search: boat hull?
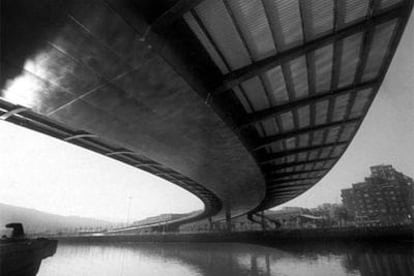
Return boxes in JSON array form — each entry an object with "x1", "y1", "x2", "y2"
[{"x1": 0, "y1": 238, "x2": 57, "y2": 276}]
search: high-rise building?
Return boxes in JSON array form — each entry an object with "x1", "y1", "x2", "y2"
[{"x1": 341, "y1": 165, "x2": 413, "y2": 226}]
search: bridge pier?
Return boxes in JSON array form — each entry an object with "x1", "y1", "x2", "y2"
[
  {"x1": 208, "y1": 217, "x2": 214, "y2": 232},
  {"x1": 261, "y1": 211, "x2": 266, "y2": 231},
  {"x1": 226, "y1": 209, "x2": 232, "y2": 232}
]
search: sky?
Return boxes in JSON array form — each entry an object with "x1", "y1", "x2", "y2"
[
  {"x1": 0, "y1": 123, "x2": 203, "y2": 222},
  {"x1": 0, "y1": 14, "x2": 413, "y2": 221}
]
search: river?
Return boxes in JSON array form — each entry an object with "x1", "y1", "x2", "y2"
[{"x1": 37, "y1": 241, "x2": 413, "y2": 276}]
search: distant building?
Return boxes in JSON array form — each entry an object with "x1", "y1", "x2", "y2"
[{"x1": 341, "y1": 165, "x2": 413, "y2": 226}]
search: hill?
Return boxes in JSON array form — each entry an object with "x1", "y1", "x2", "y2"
[{"x1": 0, "y1": 203, "x2": 113, "y2": 235}]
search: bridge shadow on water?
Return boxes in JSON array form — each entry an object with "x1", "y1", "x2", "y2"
[{"x1": 38, "y1": 240, "x2": 414, "y2": 276}]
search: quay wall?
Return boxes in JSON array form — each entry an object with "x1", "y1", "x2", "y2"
[{"x1": 55, "y1": 225, "x2": 414, "y2": 243}]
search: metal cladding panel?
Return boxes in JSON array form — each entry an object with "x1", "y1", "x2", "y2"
[
  {"x1": 331, "y1": 144, "x2": 347, "y2": 157},
  {"x1": 338, "y1": 32, "x2": 364, "y2": 88},
  {"x1": 314, "y1": 43, "x2": 333, "y2": 93},
  {"x1": 227, "y1": 0, "x2": 276, "y2": 61},
  {"x1": 304, "y1": 163, "x2": 314, "y2": 171},
  {"x1": 240, "y1": 76, "x2": 269, "y2": 111},
  {"x1": 262, "y1": 66, "x2": 289, "y2": 104},
  {"x1": 312, "y1": 130, "x2": 325, "y2": 145},
  {"x1": 284, "y1": 137, "x2": 297, "y2": 150},
  {"x1": 233, "y1": 86, "x2": 253, "y2": 113},
  {"x1": 314, "y1": 100, "x2": 329, "y2": 125},
  {"x1": 325, "y1": 126, "x2": 342, "y2": 144},
  {"x1": 260, "y1": 117, "x2": 279, "y2": 136},
  {"x1": 297, "y1": 152, "x2": 308, "y2": 162},
  {"x1": 298, "y1": 133, "x2": 310, "y2": 147},
  {"x1": 314, "y1": 161, "x2": 325, "y2": 169},
  {"x1": 263, "y1": 0, "x2": 303, "y2": 50},
  {"x1": 279, "y1": 111, "x2": 295, "y2": 131},
  {"x1": 1, "y1": 66, "x2": 75, "y2": 114},
  {"x1": 286, "y1": 154, "x2": 296, "y2": 163},
  {"x1": 297, "y1": 105, "x2": 311, "y2": 128},
  {"x1": 183, "y1": 13, "x2": 229, "y2": 74},
  {"x1": 270, "y1": 141, "x2": 284, "y2": 153},
  {"x1": 362, "y1": 20, "x2": 398, "y2": 81},
  {"x1": 308, "y1": 150, "x2": 321, "y2": 161},
  {"x1": 378, "y1": 0, "x2": 404, "y2": 10},
  {"x1": 270, "y1": 157, "x2": 284, "y2": 166},
  {"x1": 332, "y1": 93, "x2": 351, "y2": 122},
  {"x1": 342, "y1": 0, "x2": 370, "y2": 25},
  {"x1": 194, "y1": 0, "x2": 251, "y2": 70},
  {"x1": 349, "y1": 88, "x2": 374, "y2": 118},
  {"x1": 288, "y1": 55, "x2": 309, "y2": 99},
  {"x1": 339, "y1": 123, "x2": 358, "y2": 141},
  {"x1": 301, "y1": 0, "x2": 334, "y2": 40}
]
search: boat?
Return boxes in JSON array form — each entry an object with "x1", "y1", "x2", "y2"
[{"x1": 0, "y1": 223, "x2": 57, "y2": 276}]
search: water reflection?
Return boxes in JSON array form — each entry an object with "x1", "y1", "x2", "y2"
[{"x1": 38, "y1": 241, "x2": 413, "y2": 276}]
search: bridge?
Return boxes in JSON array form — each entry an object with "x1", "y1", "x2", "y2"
[{"x1": 1, "y1": 0, "x2": 412, "y2": 227}]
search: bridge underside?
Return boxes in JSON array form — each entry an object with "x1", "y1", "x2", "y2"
[{"x1": 1, "y1": 0, "x2": 412, "y2": 222}]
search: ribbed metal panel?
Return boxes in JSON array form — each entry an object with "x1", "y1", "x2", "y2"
[
  {"x1": 233, "y1": 86, "x2": 253, "y2": 113},
  {"x1": 263, "y1": 66, "x2": 289, "y2": 104},
  {"x1": 263, "y1": 0, "x2": 303, "y2": 50},
  {"x1": 297, "y1": 105, "x2": 310, "y2": 128},
  {"x1": 270, "y1": 141, "x2": 284, "y2": 153},
  {"x1": 349, "y1": 88, "x2": 373, "y2": 118},
  {"x1": 298, "y1": 133, "x2": 310, "y2": 147},
  {"x1": 312, "y1": 130, "x2": 325, "y2": 145},
  {"x1": 325, "y1": 126, "x2": 341, "y2": 143},
  {"x1": 285, "y1": 167, "x2": 294, "y2": 173},
  {"x1": 288, "y1": 55, "x2": 309, "y2": 99},
  {"x1": 301, "y1": 0, "x2": 334, "y2": 40},
  {"x1": 286, "y1": 154, "x2": 296, "y2": 163},
  {"x1": 362, "y1": 20, "x2": 398, "y2": 81},
  {"x1": 338, "y1": 32, "x2": 363, "y2": 88},
  {"x1": 314, "y1": 161, "x2": 325, "y2": 169},
  {"x1": 240, "y1": 77, "x2": 269, "y2": 111},
  {"x1": 195, "y1": 0, "x2": 251, "y2": 70},
  {"x1": 331, "y1": 144, "x2": 347, "y2": 157},
  {"x1": 284, "y1": 137, "x2": 297, "y2": 150},
  {"x1": 343, "y1": 0, "x2": 370, "y2": 25},
  {"x1": 314, "y1": 43, "x2": 333, "y2": 93},
  {"x1": 378, "y1": 0, "x2": 404, "y2": 10},
  {"x1": 256, "y1": 123, "x2": 266, "y2": 137},
  {"x1": 292, "y1": 164, "x2": 304, "y2": 171},
  {"x1": 183, "y1": 13, "x2": 229, "y2": 73},
  {"x1": 227, "y1": 0, "x2": 276, "y2": 61},
  {"x1": 320, "y1": 146, "x2": 333, "y2": 158},
  {"x1": 314, "y1": 99, "x2": 329, "y2": 125},
  {"x1": 297, "y1": 152, "x2": 308, "y2": 162},
  {"x1": 261, "y1": 117, "x2": 279, "y2": 136},
  {"x1": 332, "y1": 93, "x2": 351, "y2": 121},
  {"x1": 308, "y1": 150, "x2": 320, "y2": 162},
  {"x1": 339, "y1": 123, "x2": 358, "y2": 141},
  {"x1": 279, "y1": 111, "x2": 295, "y2": 131},
  {"x1": 324, "y1": 159, "x2": 336, "y2": 168}
]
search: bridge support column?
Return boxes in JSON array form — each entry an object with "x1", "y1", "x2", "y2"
[
  {"x1": 226, "y1": 209, "x2": 231, "y2": 232},
  {"x1": 261, "y1": 211, "x2": 266, "y2": 231},
  {"x1": 208, "y1": 217, "x2": 213, "y2": 232}
]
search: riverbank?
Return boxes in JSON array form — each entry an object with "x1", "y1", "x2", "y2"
[{"x1": 55, "y1": 225, "x2": 413, "y2": 243}]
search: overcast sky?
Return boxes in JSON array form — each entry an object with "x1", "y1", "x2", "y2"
[{"x1": 0, "y1": 15, "x2": 413, "y2": 221}]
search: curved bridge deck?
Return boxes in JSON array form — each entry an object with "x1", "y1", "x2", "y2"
[{"x1": 1, "y1": 0, "x2": 412, "y2": 222}]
